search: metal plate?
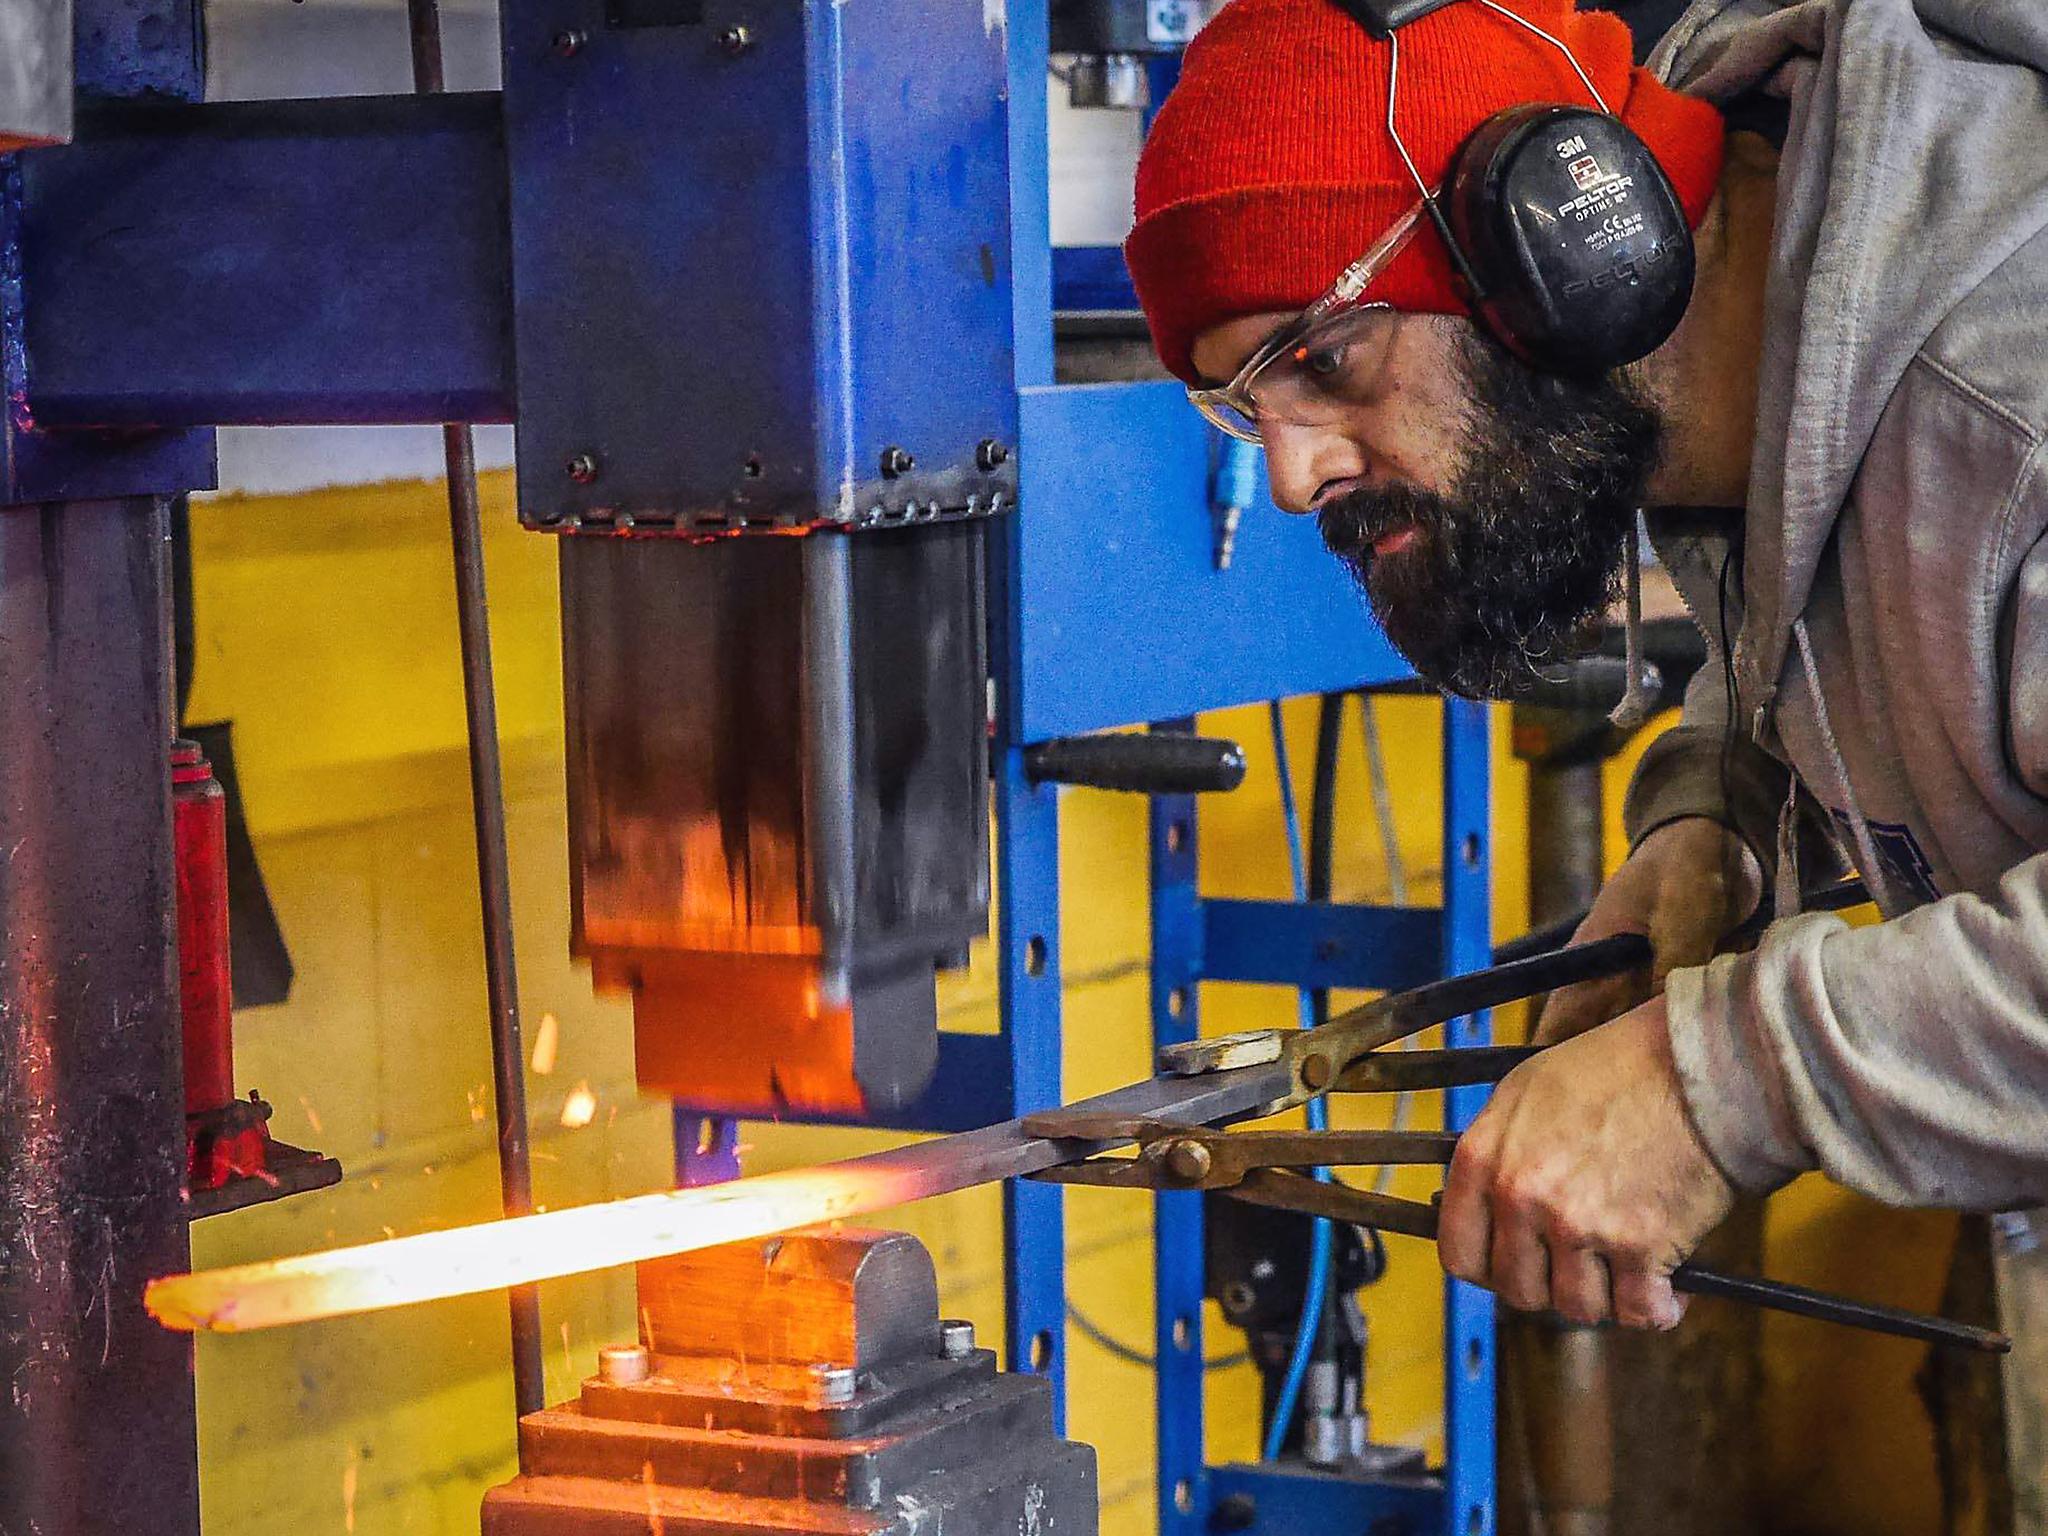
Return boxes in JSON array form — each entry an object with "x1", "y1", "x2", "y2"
[
  {"x1": 499, "y1": 0, "x2": 1014, "y2": 530},
  {"x1": 18, "y1": 96, "x2": 512, "y2": 430},
  {"x1": 1003, "y1": 382, "x2": 1411, "y2": 741}
]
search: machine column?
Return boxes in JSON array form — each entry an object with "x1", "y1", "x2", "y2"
[{"x1": 0, "y1": 497, "x2": 197, "y2": 1536}]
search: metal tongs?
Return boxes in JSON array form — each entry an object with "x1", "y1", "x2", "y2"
[{"x1": 1028, "y1": 920, "x2": 2009, "y2": 1356}]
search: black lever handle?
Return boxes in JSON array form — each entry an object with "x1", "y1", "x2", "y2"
[{"x1": 1023, "y1": 733, "x2": 1247, "y2": 795}]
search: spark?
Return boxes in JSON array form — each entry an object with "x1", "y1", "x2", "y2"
[
  {"x1": 530, "y1": 1013, "x2": 560, "y2": 1076},
  {"x1": 560, "y1": 1081, "x2": 597, "y2": 1130}
]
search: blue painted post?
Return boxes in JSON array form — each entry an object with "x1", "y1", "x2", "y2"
[
  {"x1": 1439, "y1": 696, "x2": 1496, "y2": 1536},
  {"x1": 1005, "y1": 0, "x2": 1053, "y2": 390},
  {"x1": 995, "y1": 745, "x2": 1071, "y2": 1429},
  {"x1": 1149, "y1": 722, "x2": 1209, "y2": 1536},
  {"x1": 672, "y1": 1110, "x2": 740, "y2": 1189}
]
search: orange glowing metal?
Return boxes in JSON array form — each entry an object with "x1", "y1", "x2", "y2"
[
  {"x1": 146, "y1": 1158, "x2": 934, "y2": 1334},
  {"x1": 146, "y1": 1048, "x2": 1298, "y2": 1336}
]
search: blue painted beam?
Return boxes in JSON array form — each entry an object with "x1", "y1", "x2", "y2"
[
  {"x1": 1012, "y1": 382, "x2": 1413, "y2": 741},
  {"x1": 1207, "y1": 1463, "x2": 1442, "y2": 1536},
  {"x1": 1149, "y1": 724, "x2": 1208, "y2": 1536},
  {"x1": 992, "y1": 745, "x2": 1071, "y2": 1425},
  {"x1": 1201, "y1": 898, "x2": 1441, "y2": 993},
  {"x1": 1439, "y1": 696, "x2": 1498, "y2": 1536},
  {"x1": 18, "y1": 95, "x2": 514, "y2": 429},
  {"x1": 1051, "y1": 246, "x2": 1137, "y2": 313}
]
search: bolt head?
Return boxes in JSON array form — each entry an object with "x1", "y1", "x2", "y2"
[
  {"x1": 1301, "y1": 1052, "x2": 1334, "y2": 1091},
  {"x1": 718, "y1": 23, "x2": 752, "y2": 54},
  {"x1": 807, "y1": 1363, "x2": 856, "y2": 1406},
  {"x1": 551, "y1": 28, "x2": 587, "y2": 55},
  {"x1": 597, "y1": 1344, "x2": 651, "y2": 1386},
  {"x1": 1220, "y1": 1280, "x2": 1257, "y2": 1319},
  {"x1": 976, "y1": 438, "x2": 1009, "y2": 472},
  {"x1": 566, "y1": 452, "x2": 600, "y2": 484},
  {"x1": 939, "y1": 1319, "x2": 976, "y2": 1360},
  {"x1": 1163, "y1": 1138, "x2": 1213, "y2": 1186},
  {"x1": 879, "y1": 446, "x2": 914, "y2": 479}
]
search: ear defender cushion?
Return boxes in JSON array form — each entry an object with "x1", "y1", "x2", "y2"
[{"x1": 1443, "y1": 103, "x2": 1696, "y2": 375}]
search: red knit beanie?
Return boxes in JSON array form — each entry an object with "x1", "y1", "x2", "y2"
[{"x1": 1128, "y1": 0, "x2": 1726, "y2": 382}]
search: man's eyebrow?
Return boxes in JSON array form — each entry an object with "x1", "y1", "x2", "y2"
[{"x1": 1195, "y1": 317, "x2": 1299, "y2": 391}]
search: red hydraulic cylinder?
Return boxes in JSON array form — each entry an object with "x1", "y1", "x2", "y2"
[
  {"x1": 173, "y1": 740, "x2": 234, "y2": 1114},
  {"x1": 173, "y1": 739, "x2": 268, "y2": 1191}
]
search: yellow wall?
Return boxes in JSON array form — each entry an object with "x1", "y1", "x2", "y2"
[{"x1": 186, "y1": 471, "x2": 1957, "y2": 1535}]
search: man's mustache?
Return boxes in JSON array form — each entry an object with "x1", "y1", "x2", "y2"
[{"x1": 1316, "y1": 483, "x2": 1440, "y2": 571}]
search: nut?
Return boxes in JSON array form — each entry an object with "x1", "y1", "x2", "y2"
[
  {"x1": 807, "y1": 1363, "x2": 856, "y2": 1407},
  {"x1": 717, "y1": 23, "x2": 752, "y2": 54},
  {"x1": 551, "y1": 28, "x2": 587, "y2": 55},
  {"x1": 976, "y1": 438, "x2": 1009, "y2": 472},
  {"x1": 565, "y1": 452, "x2": 600, "y2": 484},
  {"x1": 879, "y1": 446, "x2": 915, "y2": 478},
  {"x1": 938, "y1": 1319, "x2": 976, "y2": 1360},
  {"x1": 597, "y1": 1344, "x2": 651, "y2": 1386}
]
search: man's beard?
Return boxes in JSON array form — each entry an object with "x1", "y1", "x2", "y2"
[{"x1": 1317, "y1": 329, "x2": 1662, "y2": 699}]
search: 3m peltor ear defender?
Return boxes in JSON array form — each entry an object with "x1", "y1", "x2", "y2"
[{"x1": 1335, "y1": 0, "x2": 1696, "y2": 376}]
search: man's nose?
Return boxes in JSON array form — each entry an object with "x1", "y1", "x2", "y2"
[{"x1": 1261, "y1": 419, "x2": 1368, "y2": 515}]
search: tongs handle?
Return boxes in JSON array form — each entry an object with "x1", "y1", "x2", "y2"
[{"x1": 1226, "y1": 1171, "x2": 2008, "y2": 1355}]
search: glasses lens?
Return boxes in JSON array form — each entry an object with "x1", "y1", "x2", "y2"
[
  {"x1": 1245, "y1": 305, "x2": 1399, "y2": 428},
  {"x1": 1189, "y1": 390, "x2": 1265, "y2": 444}
]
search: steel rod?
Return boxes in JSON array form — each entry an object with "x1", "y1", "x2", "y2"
[
  {"x1": 147, "y1": 1053, "x2": 1299, "y2": 1333},
  {"x1": 405, "y1": 0, "x2": 545, "y2": 1419}
]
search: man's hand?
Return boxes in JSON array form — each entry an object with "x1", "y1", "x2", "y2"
[
  {"x1": 1438, "y1": 999, "x2": 1735, "y2": 1329},
  {"x1": 1535, "y1": 817, "x2": 1761, "y2": 1046}
]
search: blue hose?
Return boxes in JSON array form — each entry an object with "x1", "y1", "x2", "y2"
[{"x1": 1261, "y1": 700, "x2": 1334, "y2": 1462}]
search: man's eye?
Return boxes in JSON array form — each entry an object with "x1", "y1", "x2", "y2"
[{"x1": 1302, "y1": 346, "x2": 1345, "y2": 379}]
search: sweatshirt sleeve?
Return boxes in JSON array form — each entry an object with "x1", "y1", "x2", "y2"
[
  {"x1": 1665, "y1": 853, "x2": 2048, "y2": 1208},
  {"x1": 1621, "y1": 623, "x2": 1843, "y2": 884},
  {"x1": 1623, "y1": 653, "x2": 1792, "y2": 861}
]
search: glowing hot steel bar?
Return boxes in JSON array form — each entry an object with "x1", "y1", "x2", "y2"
[{"x1": 147, "y1": 1054, "x2": 1294, "y2": 1334}]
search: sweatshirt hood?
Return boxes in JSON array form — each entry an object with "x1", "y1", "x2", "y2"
[{"x1": 1653, "y1": 0, "x2": 2048, "y2": 731}]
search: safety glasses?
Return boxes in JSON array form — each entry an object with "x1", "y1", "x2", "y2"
[{"x1": 1186, "y1": 199, "x2": 1426, "y2": 445}]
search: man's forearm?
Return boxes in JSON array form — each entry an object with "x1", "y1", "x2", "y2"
[{"x1": 1666, "y1": 850, "x2": 2048, "y2": 1209}]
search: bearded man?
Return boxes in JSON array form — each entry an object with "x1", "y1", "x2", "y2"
[{"x1": 1127, "y1": 0, "x2": 2048, "y2": 1333}]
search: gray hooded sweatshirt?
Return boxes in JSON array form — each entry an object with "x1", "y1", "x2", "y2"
[{"x1": 1628, "y1": 0, "x2": 2048, "y2": 1208}]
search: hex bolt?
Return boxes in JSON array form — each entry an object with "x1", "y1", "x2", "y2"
[
  {"x1": 597, "y1": 1344, "x2": 651, "y2": 1386},
  {"x1": 879, "y1": 446, "x2": 915, "y2": 479},
  {"x1": 1163, "y1": 1138, "x2": 1213, "y2": 1186},
  {"x1": 976, "y1": 438, "x2": 1010, "y2": 472},
  {"x1": 808, "y1": 1363, "x2": 856, "y2": 1407},
  {"x1": 718, "y1": 23, "x2": 752, "y2": 54},
  {"x1": 566, "y1": 452, "x2": 600, "y2": 484},
  {"x1": 939, "y1": 1319, "x2": 976, "y2": 1360}
]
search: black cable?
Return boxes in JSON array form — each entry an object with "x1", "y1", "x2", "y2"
[
  {"x1": 1308, "y1": 692, "x2": 1345, "y2": 1029},
  {"x1": 1065, "y1": 1302, "x2": 1250, "y2": 1371}
]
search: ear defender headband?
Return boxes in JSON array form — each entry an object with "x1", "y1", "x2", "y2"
[{"x1": 1337, "y1": 0, "x2": 1696, "y2": 376}]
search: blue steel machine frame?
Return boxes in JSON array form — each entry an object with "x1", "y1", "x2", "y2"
[
  {"x1": 666, "y1": 11, "x2": 1500, "y2": 1530},
  {"x1": 4, "y1": 0, "x2": 1494, "y2": 1528}
]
